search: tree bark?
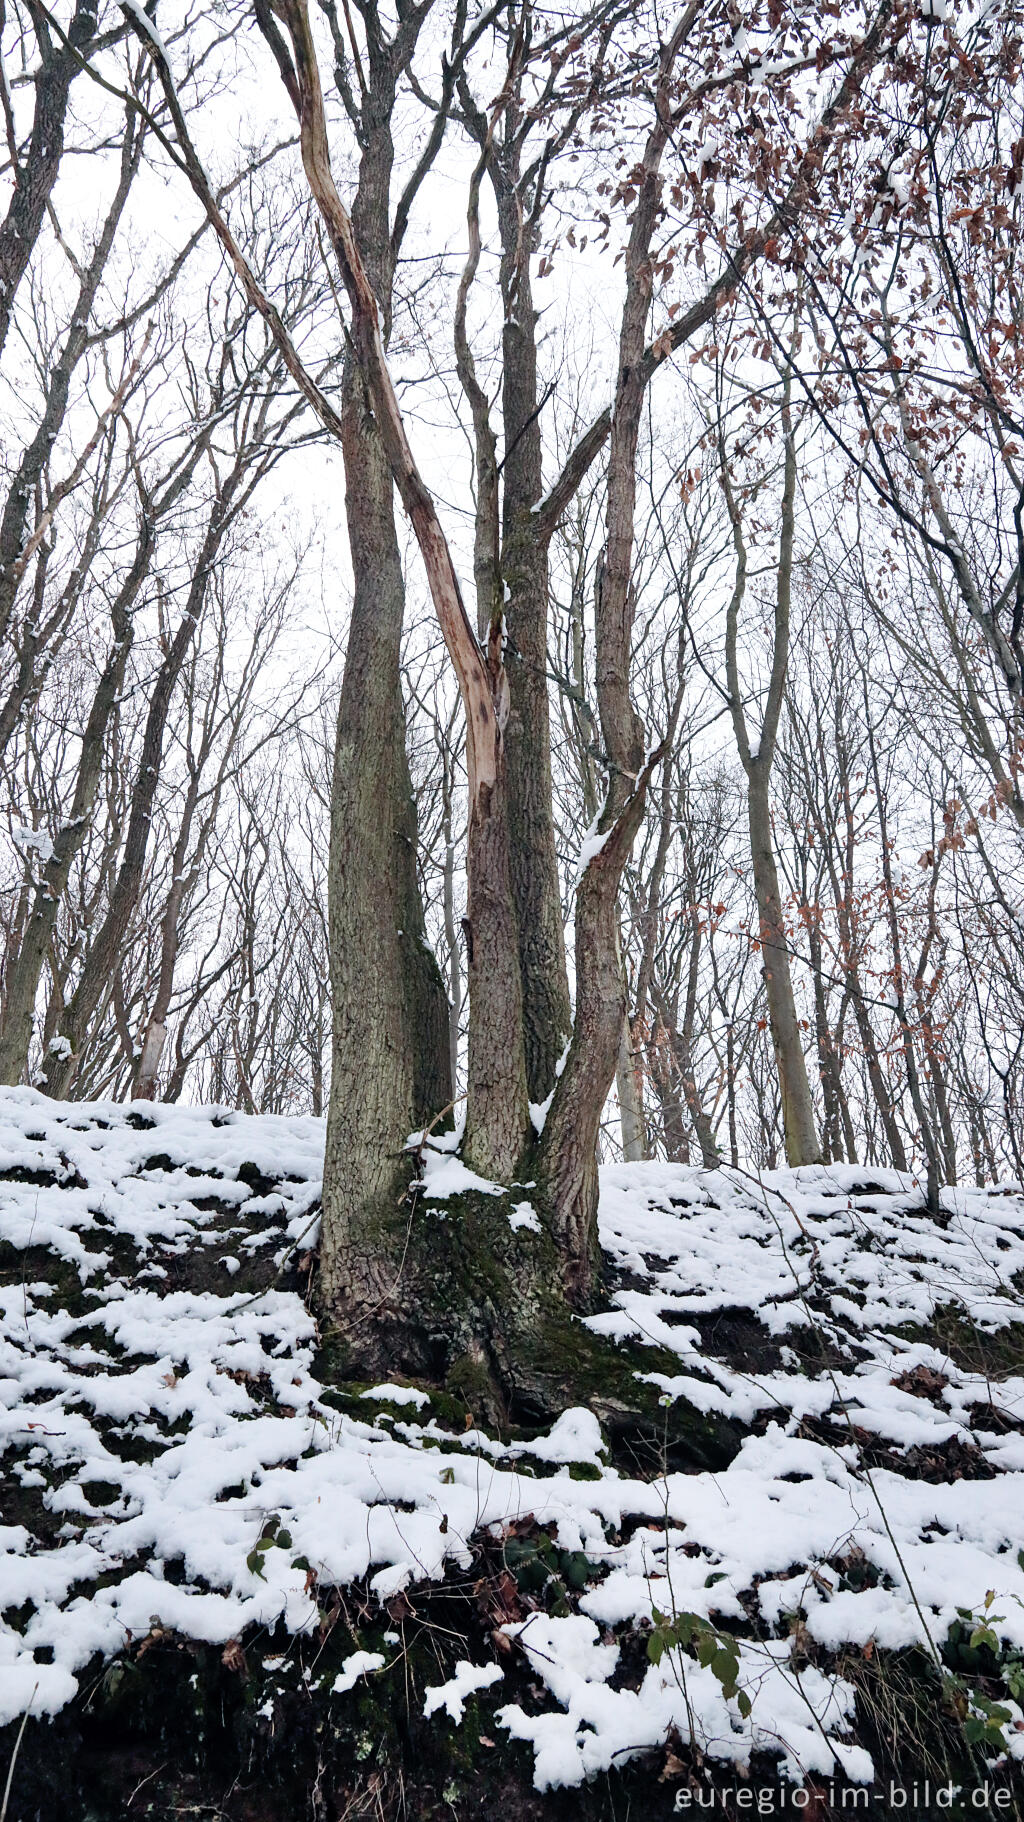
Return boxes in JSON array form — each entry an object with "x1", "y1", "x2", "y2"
[
  {"x1": 495, "y1": 178, "x2": 573, "y2": 1103},
  {"x1": 261, "y1": 0, "x2": 529, "y2": 1194},
  {"x1": 0, "y1": 0, "x2": 109, "y2": 359},
  {"x1": 722, "y1": 403, "x2": 821, "y2": 1167},
  {"x1": 319, "y1": 74, "x2": 452, "y2": 1325},
  {"x1": 535, "y1": 17, "x2": 691, "y2": 1296},
  {"x1": 616, "y1": 1015, "x2": 646, "y2": 1162}
]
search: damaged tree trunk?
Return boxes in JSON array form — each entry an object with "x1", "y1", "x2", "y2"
[{"x1": 129, "y1": 0, "x2": 893, "y2": 1412}]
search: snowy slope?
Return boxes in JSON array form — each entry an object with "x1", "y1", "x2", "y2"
[{"x1": 2, "y1": 1088, "x2": 1024, "y2": 1792}]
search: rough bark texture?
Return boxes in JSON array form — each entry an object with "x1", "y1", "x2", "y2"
[
  {"x1": 497, "y1": 186, "x2": 572, "y2": 1103},
  {"x1": 318, "y1": 54, "x2": 452, "y2": 1324},
  {"x1": 321, "y1": 353, "x2": 452, "y2": 1303},
  {"x1": 0, "y1": 0, "x2": 106, "y2": 360},
  {"x1": 461, "y1": 763, "x2": 529, "y2": 1181}
]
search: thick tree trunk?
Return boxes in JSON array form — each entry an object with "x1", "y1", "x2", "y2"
[
  {"x1": 461, "y1": 761, "x2": 529, "y2": 1180},
  {"x1": 319, "y1": 95, "x2": 451, "y2": 1325},
  {"x1": 319, "y1": 378, "x2": 452, "y2": 1321},
  {"x1": 498, "y1": 216, "x2": 572, "y2": 1102},
  {"x1": 270, "y1": 0, "x2": 529, "y2": 1201}
]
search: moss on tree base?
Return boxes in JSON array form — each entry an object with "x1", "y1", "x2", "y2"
[{"x1": 315, "y1": 1180, "x2": 741, "y2": 1470}]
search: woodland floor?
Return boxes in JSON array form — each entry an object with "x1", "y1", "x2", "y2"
[{"x1": 1, "y1": 1089, "x2": 1024, "y2": 1820}]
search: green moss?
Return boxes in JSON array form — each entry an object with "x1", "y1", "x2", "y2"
[
  {"x1": 893, "y1": 1303, "x2": 1024, "y2": 1379},
  {"x1": 444, "y1": 1347, "x2": 499, "y2": 1414},
  {"x1": 566, "y1": 1460, "x2": 603, "y2": 1481}
]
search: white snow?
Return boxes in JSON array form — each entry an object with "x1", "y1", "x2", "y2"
[
  {"x1": 423, "y1": 1659, "x2": 503, "y2": 1721},
  {"x1": 360, "y1": 1383, "x2": 430, "y2": 1408},
  {"x1": 119, "y1": 0, "x2": 172, "y2": 63},
  {"x1": 575, "y1": 809, "x2": 610, "y2": 881},
  {"x1": 509, "y1": 1200, "x2": 542, "y2": 1233},
  {"x1": 11, "y1": 822, "x2": 54, "y2": 865},
  {"x1": 2, "y1": 1091, "x2": 1024, "y2": 1789},
  {"x1": 332, "y1": 1649, "x2": 386, "y2": 1693},
  {"x1": 415, "y1": 1144, "x2": 503, "y2": 1201}
]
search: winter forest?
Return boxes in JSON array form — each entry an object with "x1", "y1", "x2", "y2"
[{"x1": 2, "y1": 0, "x2": 1024, "y2": 1816}]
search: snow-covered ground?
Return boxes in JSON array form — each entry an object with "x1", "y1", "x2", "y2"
[{"x1": 2, "y1": 1088, "x2": 1024, "y2": 1791}]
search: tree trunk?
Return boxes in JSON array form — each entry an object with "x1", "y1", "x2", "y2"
[
  {"x1": 497, "y1": 187, "x2": 572, "y2": 1103},
  {"x1": 722, "y1": 397, "x2": 821, "y2": 1168},
  {"x1": 43, "y1": 482, "x2": 241, "y2": 1096},
  {"x1": 746, "y1": 768, "x2": 822, "y2": 1166},
  {"x1": 0, "y1": 615, "x2": 133, "y2": 1083},
  {"x1": 666, "y1": 1022, "x2": 721, "y2": 1169},
  {"x1": 616, "y1": 1016, "x2": 646, "y2": 1162},
  {"x1": 534, "y1": 21, "x2": 689, "y2": 1294},
  {"x1": 648, "y1": 1030, "x2": 690, "y2": 1162},
  {"x1": 0, "y1": 0, "x2": 108, "y2": 359},
  {"x1": 319, "y1": 102, "x2": 452, "y2": 1328},
  {"x1": 319, "y1": 375, "x2": 453, "y2": 1325}
]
